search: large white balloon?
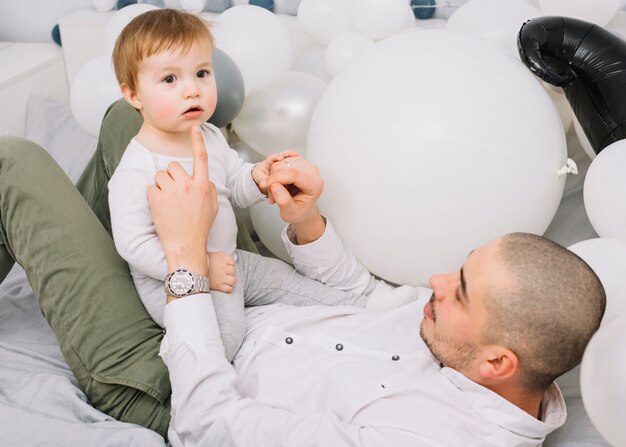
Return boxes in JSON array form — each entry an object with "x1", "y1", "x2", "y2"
[
  {"x1": 250, "y1": 202, "x2": 291, "y2": 263},
  {"x1": 446, "y1": 0, "x2": 542, "y2": 56},
  {"x1": 538, "y1": 0, "x2": 621, "y2": 26},
  {"x1": 307, "y1": 30, "x2": 567, "y2": 286},
  {"x1": 70, "y1": 55, "x2": 122, "y2": 137},
  {"x1": 293, "y1": 44, "x2": 332, "y2": 83},
  {"x1": 213, "y1": 5, "x2": 292, "y2": 91},
  {"x1": 325, "y1": 32, "x2": 374, "y2": 78},
  {"x1": 353, "y1": 0, "x2": 411, "y2": 40},
  {"x1": 297, "y1": 0, "x2": 355, "y2": 45},
  {"x1": 568, "y1": 238, "x2": 626, "y2": 325},
  {"x1": 580, "y1": 313, "x2": 626, "y2": 447},
  {"x1": 583, "y1": 141, "x2": 626, "y2": 241},
  {"x1": 232, "y1": 72, "x2": 326, "y2": 157},
  {"x1": 101, "y1": 3, "x2": 160, "y2": 55}
]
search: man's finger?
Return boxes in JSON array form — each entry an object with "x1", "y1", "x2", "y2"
[
  {"x1": 191, "y1": 125, "x2": 209, "y2": 180},
  {"x1": 265, "y1": 169, "x2": 297, "y2": 189},
  {"x1": 166, "y1": 162, "x2": 188, "y2": 181},
  {"x1": 270, "y1": 183, "x2": 295, "y2": 210},
  {"x1": 280, "y1": 150, "x2": 301, "y2": 159},
  {"x1": 155, "y1": 170, "x2": 174, "y2": 189}
]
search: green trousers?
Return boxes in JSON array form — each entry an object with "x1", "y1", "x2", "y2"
[{"x1": 0, "y1": 137, "x2": 172, "y2": 437}]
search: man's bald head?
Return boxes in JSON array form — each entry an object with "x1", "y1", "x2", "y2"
[{"x1": 482, "y1": 233, "x2": 605, "y2": 392}]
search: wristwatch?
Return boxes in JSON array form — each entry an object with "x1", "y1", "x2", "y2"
[{"x1": 164, "y1": 268, "x2": 210, "y2": 298}]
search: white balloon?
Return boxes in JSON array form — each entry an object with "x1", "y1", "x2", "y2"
[
  {"x1": 568, "y1": 238, "x2": 626, "y2": 325},
  {"x1": 580, "y1": 313, "x2": 626, "y2": 447},
  {"x1": 297, "y1": 0, "x2": 355, "y2": 45},
  {"x1": 325, "y1": 32, "x2": 374, "y2": 78},
  {"x1": 573, "y1": 114, "x2": 595, "y2": 160},
  {"x1": 213, "y1": 5, "x2": 292, "y2": 91},
  {"x1": 70, "y1": 55, "x2": 122, "y2": 137},
  {"x1": 293, "y1": 44, "x2": 332, "y2": 82},
  {"x1": 416, "y1": 18, "x2": 448, "y2": 30},
  {"x1": 538, "y1": 0, "x2": 621, "y2": 26},
  {"x1": 101, "y1": 3, "x2": 160, "y2": 55},
  {"x1": 405, "y1": 4, "x2": 417, "y2": 30},
  {"x1": 446, "y1": 0, "x2": 542, "y2": 56},
  {"x1": 434, "y1": 0, "x2": 465, "y2": 20},
  {"x1": 307, "y1": 30, "x2": 566, "y2": 286},
  {"x1": 353, "y1": 0, "x2": 411, "y2": 40},
  {"x1": 583, "y1": 141, "x2": 626, "y2": 242},
  {"x1": 250, "y1": 201, "x2": 291, "y2": 263},
  {"x1": 606, "y1": 10, "x2": 626, "y2": 40},
  {"x1": 232, "y1": 72, "x2": 326, "y2": 156},
  {"x1": 231, "y1": 140, "x2": 264, "y2": 164}
]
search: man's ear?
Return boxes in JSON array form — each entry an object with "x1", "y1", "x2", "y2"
[
  {"x1": 479, "y1": 345, "x2": 519, "y2": 382},
  {"x1": 120, "y1": 83, "x2": 142, "y2": 111}
]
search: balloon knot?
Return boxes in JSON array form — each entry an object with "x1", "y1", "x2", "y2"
[{"x1": 557, "y1": 158, "x2": 578, "y2": 176}]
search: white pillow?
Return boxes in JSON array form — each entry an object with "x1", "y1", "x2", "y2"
[{"x1": 26, "y1": 94, "x2": 97, "y2": 183}]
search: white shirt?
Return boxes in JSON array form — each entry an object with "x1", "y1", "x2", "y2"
[
  {"x1": 160, "y1": 221, "x2": 566, "y2": 447},
  {"x1": 108, "y1": 123, "x2": 266, "y2": 326}
]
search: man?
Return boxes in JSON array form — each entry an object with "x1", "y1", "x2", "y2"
[{"x1": 150, "y1": 127, "x2": 606, "y2": 446}]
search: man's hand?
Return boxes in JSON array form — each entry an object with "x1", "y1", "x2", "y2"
[
  {"x1": 207, "y1": 252, "x2": 236, "y2": 293},
  {"x1": 264, "y1": 157, "x2": 326, "y2": 245},
  {"x1": 148, "y1": 126, "x2": 217, "y2": 276},
  {"x1": 251, "y1": 150, "x2": 300, "y2": 195}
]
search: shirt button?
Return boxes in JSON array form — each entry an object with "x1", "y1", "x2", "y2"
[
  {"x1": 285, "y1": 337, "x2": 293, "y2": 344},
  {"x1": 392, "y1": 355, "x2": 400, "y2": 361},
  {"x1": 335, "y1": 343, "x2": 344, "y2": 351}
]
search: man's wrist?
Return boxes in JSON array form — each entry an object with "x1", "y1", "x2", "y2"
[
  {"x1": 165, "y1": 248, "x2": 209, "y2": 304},
  {"x1": 164, "y1": 265, "x2": 211, "y2": 303},
  {"x1": 165, "y1": 245, "x2": 208, "y2": 273},
  {"x1": 294, "y1": 210, "x2": 326, "y2": 245}
]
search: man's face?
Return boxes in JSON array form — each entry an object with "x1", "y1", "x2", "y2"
[{"x1": 420, "y1": 239, "x2": 508, "y2": 379}]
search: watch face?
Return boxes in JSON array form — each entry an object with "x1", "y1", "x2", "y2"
[{"x1": 167, "y1": 269, "x2": 195, "y2": 297}]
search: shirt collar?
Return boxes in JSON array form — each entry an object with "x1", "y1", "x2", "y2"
[{"x1": 440, "y1": 367, "x2": 566, "y2": 440}]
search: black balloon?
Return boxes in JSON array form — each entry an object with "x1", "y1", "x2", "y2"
[{"x1": 517, "y1": 16, "x2": 626, "y2": 154}]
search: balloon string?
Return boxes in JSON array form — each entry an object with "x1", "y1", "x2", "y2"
[{"x1": 557, "y1": 158, "x2": 578, "y2": 176}]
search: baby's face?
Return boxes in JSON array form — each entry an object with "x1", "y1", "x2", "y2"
[{"x1": 133, "y1": 39, "x2": 217, "y2": 134}]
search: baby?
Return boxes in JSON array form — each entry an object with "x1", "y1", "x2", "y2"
[{"x1": 108, "y1": 9, "x2": 397, "y2": 361}]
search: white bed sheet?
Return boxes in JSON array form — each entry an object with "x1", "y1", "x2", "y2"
[
  {"x1": 0, "y1": 98, "x2": 609, "y2": 445},
  {"x1": 0, "y1": 266, "x2": 166, "y2": 446}
]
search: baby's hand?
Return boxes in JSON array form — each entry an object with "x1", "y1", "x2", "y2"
[
  {"x1": 207, "y1": 252, "x2": 236, "y2": 293},
  {"x1": 252, "y1": 150, "x2": 301, "y2": 194}
]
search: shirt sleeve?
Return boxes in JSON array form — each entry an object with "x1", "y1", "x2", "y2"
[
  {"x1": 161, "y1": 295, "x2": 400, "y2": 447},
  {"x1": 108, "y1": 167, "x2": 168, "y2": 281},
  {"x1": 280, "y1": 219, "x2": 395, "y2": 297},
  {"x1": 214, "y1": 128, "x2": 266, "y2": 208}
]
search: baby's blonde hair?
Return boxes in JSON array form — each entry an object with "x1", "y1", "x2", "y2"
[{"x1": 112, "y1": 9, "x2": 214, "y2": 93}]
